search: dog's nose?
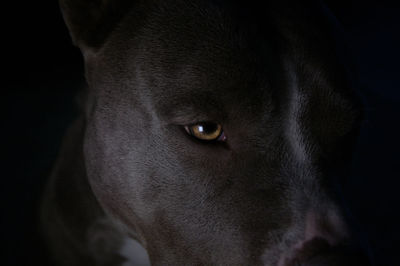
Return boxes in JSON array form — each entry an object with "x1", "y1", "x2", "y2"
[
  {"x1": 304, "y1": 210, "x2": 349, "y2": 247},
  {"x1": 278, "y1": 210, "x2": 371, "y2": 266}
]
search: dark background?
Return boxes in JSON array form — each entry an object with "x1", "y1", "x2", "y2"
[{"x1": 2, "y1": 1, "x2": 399, "y2": 265}]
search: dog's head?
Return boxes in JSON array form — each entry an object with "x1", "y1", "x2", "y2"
[{"x1": 60, "y1": 0, "x2": 369, "y2": 265}]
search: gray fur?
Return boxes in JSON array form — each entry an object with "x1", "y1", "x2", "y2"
[{"x1": 42, "y1": 0, "x2": 370, "y2": 265}]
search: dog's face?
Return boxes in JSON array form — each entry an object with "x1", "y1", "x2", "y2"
[{"x1": 61, "y1": 0, "x2": 367, "y2": 265}]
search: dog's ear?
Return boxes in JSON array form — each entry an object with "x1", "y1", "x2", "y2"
[{"x1": 59, "y1": 0, "x2": 134, "y2": 49}]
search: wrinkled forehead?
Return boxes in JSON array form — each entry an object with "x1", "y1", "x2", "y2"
[
  {"x1": 130, "y1": 0, "x2": 279, "y2": 86},
  {"x1": 93, "y1": 1, "x2": 286, "y2": 112},
  {"x1": 90, "y1": 0, "x2": 344, "y2": 117},
  {"x1": 94, "y1": 0, "x2": 334, "y2": 78}
]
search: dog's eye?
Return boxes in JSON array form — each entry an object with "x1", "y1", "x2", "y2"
[{"x1": 184, "y1": 122, "x2": 226, "y2": 142}]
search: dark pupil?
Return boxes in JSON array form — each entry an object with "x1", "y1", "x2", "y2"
[{"x1": 199, "y1": 123, "x2": 218, "y2": 134}]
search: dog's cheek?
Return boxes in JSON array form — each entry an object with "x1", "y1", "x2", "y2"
[
  {"x1": 307, "y1": 96, "x2": 361, "y2": 164},
  {"x1": 81, "y1": 104, "x2": 157, "y2": 230}
]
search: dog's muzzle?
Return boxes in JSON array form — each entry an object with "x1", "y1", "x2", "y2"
[{"x1": 277, "y1": 210, "x2": 371, "y2": 266}]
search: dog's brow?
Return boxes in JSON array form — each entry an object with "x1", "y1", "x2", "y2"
[{"x1": 156, "y1": 95, "x2": 226, "y2": 125}]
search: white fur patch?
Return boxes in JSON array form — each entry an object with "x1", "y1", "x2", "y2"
[
  {"x1": 286, "y1": 71, "x2": 310, "y2": 164},
  {"x1": 119, "y1": 237, "x2": 151, "y2": 266}
]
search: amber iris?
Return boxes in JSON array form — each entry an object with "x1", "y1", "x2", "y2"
[{"x1": 185, "y1": 122, "x2": 224, "y2": 141}]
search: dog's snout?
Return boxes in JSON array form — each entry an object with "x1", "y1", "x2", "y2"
[
  {"x1": 283, "y1": 239, "x2": 371, "y2": 266},
  {"x1": 277, "y1": 209, "x2": 371, "y2": 266},
  {"x1": 304, "y1": 210, "x2": 349, "y2": 246}
]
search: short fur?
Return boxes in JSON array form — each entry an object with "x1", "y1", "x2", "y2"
[{"x1": 42, "y1": 0, "x2": 370, "y2": 265}]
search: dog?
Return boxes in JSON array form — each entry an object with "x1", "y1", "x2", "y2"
[{"x1": 41, "y1": 0, "x2": 371, "y2": 265}]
